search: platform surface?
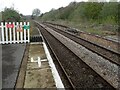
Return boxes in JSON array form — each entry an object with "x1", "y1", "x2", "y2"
[
  {"x1": 24, "y1": 43, "x2": 56, "y2": 88},
  {"x1": 2, "y1": 44, "x2": 26, "y2": 88}
]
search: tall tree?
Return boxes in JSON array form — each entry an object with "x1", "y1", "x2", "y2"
[
  {"x1": 2, "y1": 7, "x2": 21, "y2": 22},
  {"x1": 32, "y1": 8, "x2": 41, "y2": 17}
]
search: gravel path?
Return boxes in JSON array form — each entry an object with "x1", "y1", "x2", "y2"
[{"x1": 2, "y1": 44, "x2": 26, "y2": 88}]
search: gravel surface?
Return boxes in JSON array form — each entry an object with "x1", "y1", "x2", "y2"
[
  {"x1": 48, "y1": 25, "x2": 119, "y2": 65},
  {"x1": 78, "y1": 32, "x2": 119, "y2": 52},
  {"x1": 46, "y1": 23, "x2": 119, "y2": 54},
  {"x1": 40, "y1": 24, "x2": 119, "y2": 89},
  {"x1": 2, "y1": 44, "x2": 26, "y2": 88},
  {"x1": 104, "y1": 35, "x2": 120, "y2": 43}
]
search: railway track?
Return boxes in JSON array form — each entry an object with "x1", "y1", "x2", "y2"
[
  {"x1": 41, "y1": 28, "x2": 75, "y2": 89},
  {"x1": 35, "y1": 21, "x2": 115, "y2": 89},
  {"x1": 44, "y1": 22, "x2": 119, "y2": 54},
  {"x1": 44, "y1": 22, "x2": 119, "y2": 43},
  {"x1": 44, "y1": 23, "x2": 120, "y2": 66}
]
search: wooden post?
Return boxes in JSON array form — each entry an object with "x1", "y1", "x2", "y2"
[
  {"x1": 5, "y1": 22, "x2": 8, "y2": 44},
  {"x1": 20, "y1": 22, "x2": 23, "y2": 43},
  {"x1": 1, "y1": 22, "x2": 4, "y2": 44},
  {"x1": 13, "y1": 22, "x2": 16, "y2": 43},
  {"x1": 24, "y1": 22, "x2": 26, "y2": 43},
  {"x1": 9, "y1": 22, "x2": 12, "y2": 44},
  {"x1": 27, "y1": 22, "x2": 30, "y2": 43},
  {"x1": 16, "y1": 22, "x2": 19, "y2": 43}
]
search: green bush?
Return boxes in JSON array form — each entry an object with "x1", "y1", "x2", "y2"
[{"x1": 2, "y1": 7, "x2": 22, "y2": 22}]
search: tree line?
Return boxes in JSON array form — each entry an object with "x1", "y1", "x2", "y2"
[
  {"x1": 0, "y1": 7, "x2": 23, "y2": 22},
  {"x1": 0, "y1": 7, "x2": 41, "y2": 22},
  {"x1": 40, "y1": 2, "x2": 119, "y2": 24}
]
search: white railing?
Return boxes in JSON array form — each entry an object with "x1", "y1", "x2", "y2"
[{"x1": 0, "y1": 22, "x2": 30, "y2": 44}]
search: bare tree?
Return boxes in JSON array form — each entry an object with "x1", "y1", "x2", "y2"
[{"x1": 32, "y1": 8, "x2": 41, "y2": 17}]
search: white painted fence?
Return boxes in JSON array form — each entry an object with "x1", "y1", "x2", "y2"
[{"x1": 0, "y1": 22, "x2": 30, "y2": 44}]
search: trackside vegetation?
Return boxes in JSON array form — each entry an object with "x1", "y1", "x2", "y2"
[
  {"x1": 1, "y1": 7, "x2": 24, "y2": 22},
  {"x1": 40, "y1": 2, "x2": 118, "y2": 24},
  {"x1": 40, "y1": 2, "x2": 119, "y2": 36}
]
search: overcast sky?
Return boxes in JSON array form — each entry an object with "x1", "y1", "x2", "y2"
[{"x1": 0, "y1": 0, "x2": 119, "y2": 15}]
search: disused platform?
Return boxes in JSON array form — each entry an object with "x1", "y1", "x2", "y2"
[{"x1": 24, "y1": 42, "x2": 56, "y2": 88}]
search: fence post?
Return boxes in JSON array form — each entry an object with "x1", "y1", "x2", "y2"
[
  {"x1": 20, "y1": 22, "x2": 23, "y2": 43},
  {"x1": 24, "y1": 22, "x2": 26, "y2": 43},
  {"x1": 13, "y1": 22, "x2": 16, "y2": 43},
  {"x1": 9, "y1": 22, "x2": 12, "y2": 44},
  {"x1": 16, "y1": 22, "x2": 19, "y2": 43},
  {"x1": 27, "y1": 22, "x2": 30, "y2": 43},
  {"x1": 1, "y1": 22, "x2": 4, "y2": 44},
  {"x1": 5, "y1": 22, "x2": 8, "y2": 44}
]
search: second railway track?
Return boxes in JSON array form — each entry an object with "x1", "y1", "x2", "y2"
[
  {"x1": 35, "y1": 21, "x2": 115, "y2": 89},
  {"x1": 44, "y1": 23, "x2": 120, "y2": 66}
]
